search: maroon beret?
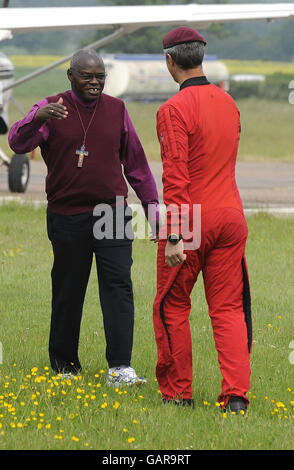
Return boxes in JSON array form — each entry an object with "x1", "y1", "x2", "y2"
[{"x1": 162, "y1": 26, "x2": 207, "y2": 48}]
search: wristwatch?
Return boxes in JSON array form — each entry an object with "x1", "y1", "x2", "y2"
[{"x1": 167, "y1": 233, "x2": 182, "y2": 244}]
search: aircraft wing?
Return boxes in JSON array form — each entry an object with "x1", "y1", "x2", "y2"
[{"x1": 0, "y1": 3, "x2": 294, "y2": 34}]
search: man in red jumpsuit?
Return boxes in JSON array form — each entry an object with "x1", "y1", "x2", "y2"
[{"x1": 153, "y1": 27, "x2": 252, "y2": 413}]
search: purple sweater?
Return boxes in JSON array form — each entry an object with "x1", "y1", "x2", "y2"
[{"x1": 9, "y1": 90, "x2": 159, "y2": 219}]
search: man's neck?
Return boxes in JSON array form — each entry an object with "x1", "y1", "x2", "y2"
[
  {"x1": 70, "y1": 89, "x2": 98, "y2": 108},
  {"x1": 177, "y1": 66, "x2": 204, "y2": 87}
]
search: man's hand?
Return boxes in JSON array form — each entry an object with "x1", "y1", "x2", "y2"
[
  {"x1": 165, "y1": 239, "x2": 186, "y2": 267},
  {"x1": 35, "y1": 97, "x2": 68, "y2": 122}
]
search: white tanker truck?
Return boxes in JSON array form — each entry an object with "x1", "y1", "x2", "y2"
[{"x1": 103, "y1": 54, "x2": 229, "y2": 100}]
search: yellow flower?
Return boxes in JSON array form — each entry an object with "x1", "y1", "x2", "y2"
[
  {"x1": 113, "y1": 402, "x2": 120, "y2": 410},
  {"x1": 101, "y1": 402, "x2": 108, "y2": 409},
  {"x1": 276, "y1": 401, "x2": 285, "y2": 408},
  {"x1": 128, "y1": 437, "x2": 135, "y2": 443},
  {"x1": 72, "y1": 436, "x2": 80, "y2": 442},
  {"x1": 45, "y1": 424, "x2": 51, "y2": 429}
]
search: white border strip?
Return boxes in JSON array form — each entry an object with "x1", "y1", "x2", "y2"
[
  {"x1": 0, "y1": 197, "x2": 294, "y2": 216},
  {"x1": 0, "y1": 196, "x2": 46, "y2": 208},
  {"x1": 244, "y1": 207, "x2": 294, "y2": 215}
]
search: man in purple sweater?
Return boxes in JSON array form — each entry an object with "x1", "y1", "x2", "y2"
[{"x1": 9, "y1": 49, "x2": 159, "y2": 385}]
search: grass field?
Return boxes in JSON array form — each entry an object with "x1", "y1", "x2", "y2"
[
  {"x1": 0, "y1": 203, "x2": 294, "y2": 451},
  {"x1": 1, "y1": 56, "x2": 294, "y2": 162},
  {"x1": 223, "y1": 59, "x2": 294, "y2": 76}
]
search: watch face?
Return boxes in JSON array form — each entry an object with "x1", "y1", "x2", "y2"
[{"x1": 168, "y1": 234, "x2": 179, "y2": 243}]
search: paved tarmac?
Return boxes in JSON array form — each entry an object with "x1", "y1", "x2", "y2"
[{"x1": 0, "y1": 159, "x2": 294, "y2": 214}]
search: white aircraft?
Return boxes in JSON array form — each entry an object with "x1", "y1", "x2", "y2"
[{"x1": 1, "y1": 2, "x2": 294, "y2": 193}]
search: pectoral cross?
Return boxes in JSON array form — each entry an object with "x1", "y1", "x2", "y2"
[{"x1": 75, "y1": 145, "x2": 88, "y2": 168}]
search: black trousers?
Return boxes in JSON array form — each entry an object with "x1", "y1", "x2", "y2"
[{"x1": 46, "y1": 207, "x2": 134, "y2": 374}]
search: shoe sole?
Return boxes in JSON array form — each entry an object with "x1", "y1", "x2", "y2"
[{"x1": 106, "y1": 378, "x2": 147, "y2": 387}]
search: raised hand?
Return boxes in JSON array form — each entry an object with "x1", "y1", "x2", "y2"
[{"x1": 35, "y1": 97, "x2": 68, "y2": 122}]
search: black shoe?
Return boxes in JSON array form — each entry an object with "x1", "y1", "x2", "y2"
[
  {"x1": 163, "y1": 398, "x2": 195, "y2": 408},
  {"x1": 226, "y1": 396, "x2": 247, "y2": 414}
]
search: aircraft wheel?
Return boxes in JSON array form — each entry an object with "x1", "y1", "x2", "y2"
[{"x1": 8, "y1": 153, "x2": 30, "y2": 193}]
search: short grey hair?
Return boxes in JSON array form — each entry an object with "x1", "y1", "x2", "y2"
[
  {"x1": 70, "y1": 49, "x2": 104, "y2": 71},
  {"x1": 164, "y1": 41, "x2": 205, "y2": 70}
]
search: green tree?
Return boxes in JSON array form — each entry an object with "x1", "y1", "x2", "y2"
[{"x1": 86, "y1": 0, "x2": 229, "y2": 54}]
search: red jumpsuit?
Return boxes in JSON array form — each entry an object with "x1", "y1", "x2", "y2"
[{"x1": 153, "y1": 76, "x2": 252, "y2": 407}]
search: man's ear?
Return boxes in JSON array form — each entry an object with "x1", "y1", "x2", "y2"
[
  {"x1": 67, "y1": 69, "x2": 73, "y2": 82},
  {"x1": 165, "y1": 53, "x2": 174, "y2": 67}
]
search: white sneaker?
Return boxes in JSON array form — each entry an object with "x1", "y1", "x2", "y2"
[
  {"x1": 59, "y1": 372, "x2": 76, "y2": 381},
  {"x1": 106, "y1": 366, "x2": 147, "y2": 386}
]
